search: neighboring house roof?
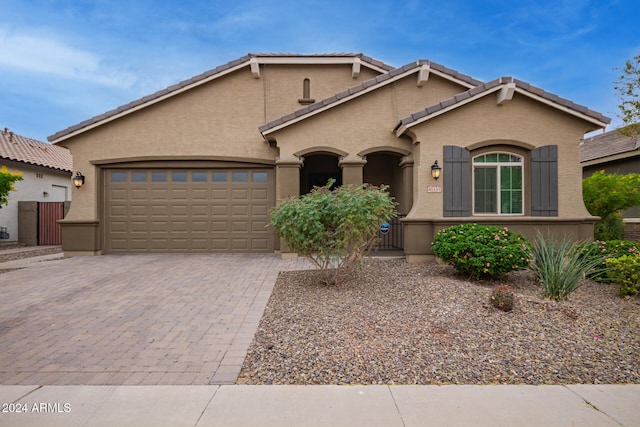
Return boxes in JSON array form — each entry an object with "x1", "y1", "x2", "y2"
[
  {"x1": 580, "y1": 127, "x2": 640, "y2": 164},
  {"x1": 259, "y1": 59, "x2": 483, "y2": 136},
  {"x1": 394, "y1": 76, "x2": 611, "y2": 137},
  {"x1": 48, "y1": 53, "x2": 394, "y2": 144},
  {"x1": 0, "y1": 128, "x2": 72, "y2": 172}
]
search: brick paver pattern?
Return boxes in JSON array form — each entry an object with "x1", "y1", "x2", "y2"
[{"x1": 0, "y1": 254, "x2": 311, "y2": 385}]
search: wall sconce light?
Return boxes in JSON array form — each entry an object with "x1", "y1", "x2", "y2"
[
  {"x1": 431, "y1": 160, "x2": 442, "y2": 181},
  {"x1": 73, "y1": 172, "x2": 85, "y2": 189}
]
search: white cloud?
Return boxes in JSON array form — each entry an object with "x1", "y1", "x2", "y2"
[{"x1": 0, "y1": 26, "x2": 137, "y2": 88}]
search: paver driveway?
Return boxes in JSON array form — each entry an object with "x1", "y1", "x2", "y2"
[{"x1": 0, "y1": 254, "x2": 311, "y2": 385}]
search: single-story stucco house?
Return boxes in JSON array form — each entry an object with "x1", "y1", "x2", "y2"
[
  {"x1": 581, "y1": 127, "x2": 640, "y2": 241},
  {"x1": 48, "y1": 53, "x2": 610, "y2": 262},
  {"x1": 0, "y1": 128, "x2": 72, "y2": 244}
]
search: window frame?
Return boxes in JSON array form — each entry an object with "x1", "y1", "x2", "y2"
[{"x1": 472, "y1": 152, "x2": 524, "y2": 216}]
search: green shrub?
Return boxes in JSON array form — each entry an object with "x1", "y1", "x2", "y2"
[
  {"x1": 594, "y1": 212, "x2": 624, "y2": 241},
  {"x1": 431, "y1": 224, "x2": 532, "y2": 279},
  {"x1": 575, "y1": 240, "x2": 640, "y2": 282},
  {"x1": 490, "y1": 285, "x2": 515, "y2": 312},
  {"x1": 583, "y1": 171, "x2": 640, "y2": 240},
  {"x1": 529, "y1": 233, "x2": 606, "y2": 301},
  {"x1": 606, "y1": 254, "x2": 640, "y2": 296},
  {"x1": 270, "y1": 180, "x2": 396, "y2": 285}
]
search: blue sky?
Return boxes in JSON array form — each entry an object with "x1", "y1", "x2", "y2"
[{"x1": 1, "y1": 0, "x2": 638, "y2": 142}]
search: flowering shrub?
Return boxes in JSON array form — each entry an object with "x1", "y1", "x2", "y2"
[
  {"x1": 575, "y1": 240, "x2": 640, "y2": 282},
  {"x1": 431, "y1": 224, "x2": 532, "y2": 279},
  {"x1": 606, "y1": 254, "x2": 640, "y2": 296}
]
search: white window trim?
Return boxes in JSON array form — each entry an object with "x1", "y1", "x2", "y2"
[{"x1": 472, "y1": 152, "x2": 524, "y2": 216}]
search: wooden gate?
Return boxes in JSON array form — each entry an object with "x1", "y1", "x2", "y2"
[{"x1": 38, "y1": 202, "x2": 64, "y2": 245}]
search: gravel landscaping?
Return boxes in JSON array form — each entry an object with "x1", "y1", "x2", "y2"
[{"x1": 238, "y1": 259, "x2": 639, "y2": 385}]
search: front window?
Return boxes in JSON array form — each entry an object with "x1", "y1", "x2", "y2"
[{"x1": 473, "y1": 152, "x2": 523, "y2": 215}]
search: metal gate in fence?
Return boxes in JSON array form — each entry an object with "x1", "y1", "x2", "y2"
[
  {"x1": 38, "y1": 202, "x2": 64, "y2": 245},
  {"x1": 375, "y1": 214, "x2": 405, "y2": 251}
]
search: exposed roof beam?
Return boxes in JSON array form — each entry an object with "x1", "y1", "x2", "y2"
[
  {"x1": 496, "y1": 82, "x2": 516, "y2": 105},
  {"x1": 417, "y1": 63, "x2": 430, "y2": 87},
  {"x1": 352, "y1": 57, "x2": 361, "y2": 78},
  {"x1": 250, "y1": 58, "x2": 260, "y2": 78}
]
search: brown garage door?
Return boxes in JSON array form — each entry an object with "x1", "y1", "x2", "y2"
[{"x1": 105, "y1": 168, "x2": 275, "y2": 253}]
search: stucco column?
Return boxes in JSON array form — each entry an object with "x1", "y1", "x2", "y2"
[
  {"x1": 275, "y1": 156, "x2": 303, "y2": 200},
  {"x1": 275, "y1": 156, "x2": 303, "y2": 256},
  {"x1": 339, "y1": 155, "x2": 367, "y2": 186},
  {"x1": 399, "y1": 155, "x2": 414, "y2": 215}
]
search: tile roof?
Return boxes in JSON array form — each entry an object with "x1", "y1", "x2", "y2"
[
  {"x1": 580, "y1": 127, "x2": 640, "y2": 162},
  {"x1": 0, "y1": 128, "x2": 72, "y2": 172},
  {"x1": 259, "y1": 59, "x2": 483, "y2": 135},
  {"x1": 48, "y1": 53, "x2": 393, "y2": 143},
  {"x1": 395, "y1": 76, "x2": 611, "y2": 134}
]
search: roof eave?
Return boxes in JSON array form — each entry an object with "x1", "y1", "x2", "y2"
[{"x1": 395, "y1": 82, "x2": 611, "y2": 137}]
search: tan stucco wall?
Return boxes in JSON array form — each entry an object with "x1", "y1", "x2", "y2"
[
  {"x1": 270, "y1": 74, "x2": 467, "y2": 161},
  {"x1": 58, "y1": 62, "x2": 381, "y2": 222},
  {"x1": 262, "y1": 64, "x2": 379, "y2": 121},
  {"x1": 406, "y1": 93, "x2": 596, "y2": 220}
]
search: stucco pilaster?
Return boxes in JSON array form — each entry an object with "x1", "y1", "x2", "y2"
[
  {"x1": 275, "y1": 156, "x2": 303, "y2": 200},
  {"x1": 399, "y1": 155, "x2": 414, "y2": 215},
  {"x1": 339, "y1": 155, "x2": 367, "y2": 186}
]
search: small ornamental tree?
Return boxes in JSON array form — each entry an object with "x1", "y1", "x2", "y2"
[
  {"x1": 614, "y1": 55, "x2": 640, "y2": 138},
  {"x1": 270, "y1": 180, "x2": 396, "y2": 285},
  {"x1": 582, "y1": 171, "x2": 640, "y2": 240},
  {"x1": 0, "y1": 166, "x2": 23, "y2": 208}
]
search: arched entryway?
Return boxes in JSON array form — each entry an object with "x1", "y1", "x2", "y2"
[
  {"x1": 363, "y1": 152, "x2": 408, "y2": 213},
  {"x1": 299, "y1": 154, "x2": 342, "y2": 194},
  {"x1": 363, "y1": 151, "x2": 411, "y2": 251}
]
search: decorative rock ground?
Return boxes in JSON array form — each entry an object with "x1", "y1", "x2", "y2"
[{"x1": 238, "y1": 259, "x2": 639, "y2": 385}]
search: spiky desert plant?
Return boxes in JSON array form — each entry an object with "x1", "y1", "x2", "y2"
[{"x1": 529, "y1": 233, "x2": 605, "y2": 301}]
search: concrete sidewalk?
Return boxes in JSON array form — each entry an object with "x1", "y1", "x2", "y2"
[{"x1": 0, "y1": 384, "x2": 638, "y2": 426}]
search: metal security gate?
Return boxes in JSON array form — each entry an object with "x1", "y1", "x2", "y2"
[
  {"x1": 38, "y1": 202, "x2": 64, "y2": 245},
  {"x1": 375, "y1": 214, "x2": 405, "y2": 250}
]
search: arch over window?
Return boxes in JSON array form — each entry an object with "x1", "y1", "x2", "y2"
[{"x1": 473, "y1": 152, "x2": 523, "y2": 215}]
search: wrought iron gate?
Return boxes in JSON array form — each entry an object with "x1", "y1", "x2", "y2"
[{"x1": 375, "y1": 214, "x2": 405, "y2": 251}]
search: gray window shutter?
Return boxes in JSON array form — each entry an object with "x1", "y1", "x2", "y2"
[
  {"x1": 531, "y1": 145, "x2": 558, "y2": 216},
  {"x1": 443, "y1": 145, "x2": 470, "y2": 217}
]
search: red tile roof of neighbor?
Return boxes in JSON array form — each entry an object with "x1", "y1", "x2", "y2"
[
  {"x1": 580, "y1": 127, "x2": 640, "y2": 162},
  {"x1": 0, "y1": 128, "x2": 72, "y2": 172}
]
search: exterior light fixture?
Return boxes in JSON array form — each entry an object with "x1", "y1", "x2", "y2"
[
  {"x1": 73, "y1": 172, "x2": 85, "y2": 189},
  {"x1": 431, "y1": 160, "x2": 442, "y2": 181}
]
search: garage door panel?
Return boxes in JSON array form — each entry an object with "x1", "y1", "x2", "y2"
[
  {"x1": 130, "y1": 188, "x2": 148, "y2": 199},
  {"x1": 232, "y1": 205, "x2": 248, "y2": 215},
  {"x1": 231, "y1": 189, "x2": 248, "y2": 200},
  {"x1": 105, "y1": 168, "x2": 274, "y2": 253},
  {"x1": 211, "y1": 239, "x2": 229, "y2": 249},
  {"x1": 192, "y1": 221, "x2": 209, "y2": 232},
  {"x1": 211, "y1": 189, "x2": 228, "y2": 199},
  {"x1": 231, "y1": 239, "x2": 249, "y2": 250},
  {"x1": 252, "y1": 205, "x2": 268, "y2": 215},
  {"x1": 251, "y1": 221, "x2": 268, "y2": 232},
  {"x1": 171, "y1": 188, "x2": 189, "y2": 199},
  {"x1": 110, "y1": 205, "x2": 127, "y2": 217},
  {"x1": 252, "y1": 189, "x2": 268, "y2": 200},
  {"x1": 191, "y1": 189, "x2": 209, "y2": 200},
  {"x1": 231, "y1": 221, "x2": 248, "y2": 232},
  {"x1": 251, "y1": 239, "x2": 269, "y2": 250},
  {"x1": 211, "y1": 221, "x2": 228, "y2": 231},
  {"x1": 210, "y1": 205, "x2": 228, "y2": 216}
]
